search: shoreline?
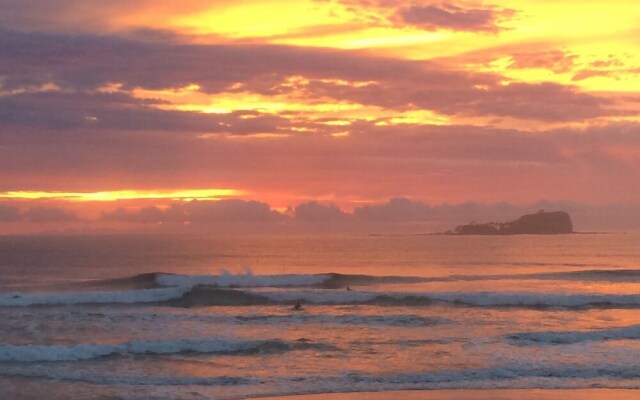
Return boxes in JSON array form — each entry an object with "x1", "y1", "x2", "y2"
[{"x1": 257, "y1": 389, "x2": 640, "y2": 400}]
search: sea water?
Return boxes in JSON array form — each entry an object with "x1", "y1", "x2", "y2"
[{"x1": 1, "y1": 233, "x2": 640, "y2": 399}]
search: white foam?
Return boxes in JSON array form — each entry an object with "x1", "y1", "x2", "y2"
[
  {"x1": 0, "y1": 286, "x2": 190, "y2": 307},
  {"x1": 0, "y1": 337, "x2": 289, "y2": 362},
  {"x1": 6, "y1": 279, "x2": 640, "y2": 310}
]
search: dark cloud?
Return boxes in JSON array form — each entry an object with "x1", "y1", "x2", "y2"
[
  {"x1": 100, "y1": 197, "x2": 640, "y2": 232},
  {"x1": 294, "y1": 201, "x2": 348, "y2": 222},
  {"x1": 23, "y1": 206, "x2": 78, "y2": 223},
  {"x1": 0, "y1": 28, "x2": 420, "y2": 92},
  {"x1": 0, "y1": 29, "x2": 617, "y2": 123},
  {"x1": 468, "y1": 82, "x2": 610, "y2": 121},
  {"x1": 354, "y1": 197, "x2": 432, "y2": 221},
  {"x1": 0, "y1": 204, "x2": 21, "y2": 222},
  {"x1": 178, "y1": 200, "x2": 282, "y2": 223},
  {"x1": 326, "y1": 0, "x2": 514, "y2": 33},
  {"x1": 2, "y1": 122, "x2": 640, "y2": 205},
  {"x1": 102, "y1": 206, "x2": 166, "y2": 224},
  {"x1": 0, "y1": 1, "x2": 218, "y2": 35},
  {"x1": 354, "y1": 198, "x2": 531, "y2": 225},
  {"x1": 302, "y1": 77, "x2": 611, "y2": 122},
  {"x1": 396, "y1": 3, "x2": 514, "y2": 33},
  {"x1": 0, "y1": 91, "x2": 287, "y2": 133},
  {"x1": 354, "y1": 198, "x2": 640, "y2": 231},
  {"x1": 102, "y1": 200, "x2": 283, "y2": 224}
]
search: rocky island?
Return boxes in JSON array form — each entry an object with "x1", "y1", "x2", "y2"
[{"x1": 448, "y1": 210, "x2": 573, "y2": 235}]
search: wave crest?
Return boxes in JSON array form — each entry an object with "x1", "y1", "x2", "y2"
[
  {"x1": 508, "y1": 324, "x2": 640, "y2": 345},
  {"x1": 0, "y1": 337, "x2": 329, "y2": 362}
]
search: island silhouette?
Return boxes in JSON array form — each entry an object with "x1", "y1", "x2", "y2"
[{"x1": 446, "y1": 210, "x2": 573, "y2": 235}]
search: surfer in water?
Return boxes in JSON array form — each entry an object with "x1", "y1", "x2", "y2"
[{"x1": 292, "y1": 301, "x2": 303, "y2": 311}]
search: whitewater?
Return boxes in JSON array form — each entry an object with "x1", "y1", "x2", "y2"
[{"x1": 1, "y1": 233, "x2": 640, "y2": 399}]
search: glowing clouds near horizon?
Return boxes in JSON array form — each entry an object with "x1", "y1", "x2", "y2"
[
  {"x1": 0, "y1": 189, "x2": 244, "y2": 202},
  {"x1": 0, "y1": 0, "x2": 639, "y2": 233}
]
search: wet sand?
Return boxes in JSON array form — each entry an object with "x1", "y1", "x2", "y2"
[{"x1": 258, "y1": 389, "x2": 640, "y2": 400}]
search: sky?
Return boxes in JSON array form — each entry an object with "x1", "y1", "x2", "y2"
[{"x1": 0, "y1": 0, "x2": 639, "y2": 233}]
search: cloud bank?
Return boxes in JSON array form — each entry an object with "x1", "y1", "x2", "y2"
[{"x1": 87, "y1": 197, "x2": 640, "y2": 232}]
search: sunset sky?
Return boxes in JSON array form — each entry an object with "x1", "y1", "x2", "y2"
[{"x1": 1, "y1": 0, "x2": 639, "y2": 232}]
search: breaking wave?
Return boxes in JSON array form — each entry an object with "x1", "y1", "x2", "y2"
[
  {"x1": 7, "y1": 284, "x2": 640, "y2": 310},
  {"x1": 0, "y1": 286, "x2": 191, "y2": 307},
  {"x1": 65, "y1": 271, "x2": 428, "y2": 291},
  {"x1": 336, "y1": 363, "x2": 640, "y2": 385},
  {"x1": 524, "y1": 269, "x2": 640, "y2": 282},
  {"x1": 231, "y1": 313, "x2": 449, "y2": 327},
  {"x1": 508, "y1": 324, "x2": 640, "y2": 345},
  {"x1": 0, "y1": 371, "x2": 256, "y2": 387},
  {"x1": 169, "y1": 286, "x2": 640, "y2": 310},
  {"x1": 15, "y1": 363, "x2": 640, "y2": 391},
  {"x1": 154, "y1": 272, "x2": 427, "y2": 289},
  {"x1": 0, "y1": 337, "x2": 330, "y2": 362},
  {"x1": 257, "y1": 363, "x2": 640, "y2": 394},
  {"x1": 71, "y1": 272, "x2": 162, "y2": 290},
  {"x1": 5, "y1": 271, "x2": 640, "y2": 310}
]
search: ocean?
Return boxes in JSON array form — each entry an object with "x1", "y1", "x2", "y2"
[{"x1": 1, "y1": 233, "x2": 640, "y2": 399}]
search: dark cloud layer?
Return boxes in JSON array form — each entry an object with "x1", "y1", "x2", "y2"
[
  {"x1": 0, "y1": 1, "x2": 218, "y2": 34},
  {"x1": 102, "y1": 200, "x2": 283, "y2": 224},
  {"x1": 329, "y1": 0, "x2": 515, "y2": 33},
  {"x1": 0, "y1": 91, "x2": 287, "y2": 133},
  {"x1": 0, "y1": 29, "x2": 616, "y2": 124},
  {"x1": 0, "y1": 1, "x2": 637, "y2": 236},
  {"x1": 0, "y1": 205, "x2": 78, "y2": 223},
  {"x1": 354, "y1": 197, "x2": 432, "y2": 221},
  {"x1": 354, "y1": 198, "x2": 640, "y2": 231},
  {"x1": 23, "y1": 206, "x2": 78, "y2": 223},
  {"x1": 99, "y1": 197, "x2": 640, "y2": 232},
  {"x1": 0, "y1": 204, "x2": 21, "y2": 222},
  {"x1": 294, "y1": 201, "x2": 348, "y2": 222},
  {"x1": 2, "y1": 121, "x2": 640, "y2": 205}
]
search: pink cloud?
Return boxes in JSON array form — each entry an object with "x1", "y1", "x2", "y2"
[{"x1": 509, "y1": 50, "x2": 577, "y2": 74}]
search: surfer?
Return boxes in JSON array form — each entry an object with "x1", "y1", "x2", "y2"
[{"x1": 292, "y1": 301, "x2": 303, "y2": 311}]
